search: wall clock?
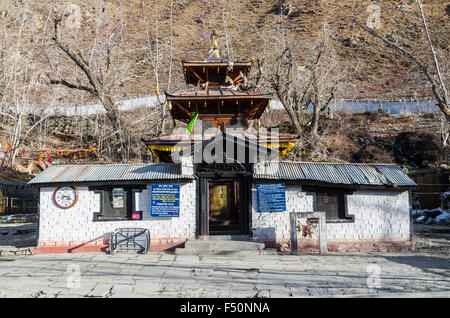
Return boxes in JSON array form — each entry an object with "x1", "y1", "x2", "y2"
[{"x1": 53, "y1": 186, "x2": 78, "y2": 209}]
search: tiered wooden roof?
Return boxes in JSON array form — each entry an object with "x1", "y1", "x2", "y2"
[
  {"x1": 166, "y1": 88, "x2": 272, "y2": 124},
  {"x1": 181, "y1": 57, "x2": 253, "y2": 87},
  {"x1": 144, "y1": 30, "x2": 296, "y2": 163}
]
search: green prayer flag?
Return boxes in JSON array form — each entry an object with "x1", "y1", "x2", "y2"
[{"x1": 186, "y1": 112, "x2": 199, "y2": 134}]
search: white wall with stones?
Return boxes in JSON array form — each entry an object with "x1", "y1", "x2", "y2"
[
  {"x1": 37, "y1": 181, "x2": 197, "y2": 245},
  {"x1": 37, "y1": 180, "x2": 411, "y2": 246},
  {"x1": 251, "y1": 184, "x2": 411, "y2": 243}
]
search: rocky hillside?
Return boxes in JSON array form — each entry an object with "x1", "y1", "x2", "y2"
[
  {"x1": 0, "y1": 0, "x2": 448, "y2": 180},
  {"x1": 1, "y1": 0, "x2": 449, "y2": 105}
]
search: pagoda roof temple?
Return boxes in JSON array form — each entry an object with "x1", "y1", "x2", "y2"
[{"x1": 144, "y1": 29, "x2": 296, "y2": 163}]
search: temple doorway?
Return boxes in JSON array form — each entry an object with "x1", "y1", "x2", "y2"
[{"x1": 208, "y1": 180, "x2": 240, "y2": 235}]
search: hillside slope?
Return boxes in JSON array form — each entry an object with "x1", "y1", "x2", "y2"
[{"x1": 1, "y1": 0, "x2": 448, "y2": 104}]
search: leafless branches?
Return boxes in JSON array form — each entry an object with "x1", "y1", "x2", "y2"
[
  {"x1": 48, "y1": 8, "x2": 131, "y2": 161},
  {"x1": 259, "y1": 22, "x2": 345, "y2": 138},
  {"x1": 337, "y1": 1, "x2": 449, "y2": 122},
  {"x1": 141, "y1": 0, "x2": 176, "y2": 137}
]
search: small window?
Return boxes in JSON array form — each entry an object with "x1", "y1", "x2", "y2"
[
  {"x1": 112, "y1": 188, "x2": 125, "y2": 208},
  {"x1": 207, "y1": 73, "x2": 226, "y2": 84},
  {"x1": 103, "y1": 188, "x2": 128, "y2": 219},
  {"x1": 312, "y1": 190, "x2": 354, "y2": 222},
  {"x1": 92, "y1": 186, "x2": 143, "y2": 221},
  {"x1": 10, "y1": 198, "x2": 22, "y2": 208}
]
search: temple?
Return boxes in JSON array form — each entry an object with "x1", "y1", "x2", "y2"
[
  {"x1": 143, "y1": 29, "x2": 296, "y2": 163},
  {"x1": 28, "y1": 30, "x2": 416, "y2": 254}
]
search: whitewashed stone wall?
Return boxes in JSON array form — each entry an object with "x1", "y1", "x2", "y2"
[
  {"x1": 251, "y1": 185, "x2": 313, "y2": 242},
  {"x1": 328, "y1": 190, "x2": 410, "y2": 241},
  {"x1": 251, "y1": 184, "x2": 411, "y2": 242},
  {"x1": 38, "y1": 181, "x2": 197, "y2": 244}
]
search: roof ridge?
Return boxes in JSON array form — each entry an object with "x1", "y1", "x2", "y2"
[
  {"x1": 46, "y1": 163, "x2": 177, "y2": 167},
  {"x1": 258, "y1": 161, "x2": 398, "y2": 166}
]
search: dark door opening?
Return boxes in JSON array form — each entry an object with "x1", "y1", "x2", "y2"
[
  {"x1": 208, "y1": 180, "x2": 240, "y2": 235},
  {"x1": 197, "y1": 170, "x2": 251, "y2": 237}
]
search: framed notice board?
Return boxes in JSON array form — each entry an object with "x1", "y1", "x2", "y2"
[
  {"x1": 256, "y1": 183, "x2": 286, "y2": 212},
  {"x1": 150, "y1": 184, "x2": 180, "y2": 217}
]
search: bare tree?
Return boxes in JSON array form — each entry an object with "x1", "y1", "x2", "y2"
[
  {"x1": 308, "y1": 24, "x2": 341, "y2": 137},
  {"x1": 338, "y1": 1, "x2": 449, "y2": 122},
  {"x1": 259, "y1": 22, "x2": 344, "y2": 138},
  {"x1": 141, "y1": 0, "x2": 175, "y2": 137},
  {"x1": 0, "y1": 0, "x2": 57, "y2": 169},
  {"x1": 47, "y1": 7, "x2": 131, "y2": 161}
]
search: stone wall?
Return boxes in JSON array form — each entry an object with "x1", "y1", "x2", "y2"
[
  {"x1": 251, "y1": 183, "x2": 412, "y2": 252},
  {"x1": 34, "y1": 181, "x2": 197, "y2": 253},
  {"x1": 33, "y1": 180, "x2": 413, "y2": 254}
]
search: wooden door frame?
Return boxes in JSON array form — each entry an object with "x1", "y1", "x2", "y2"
[{"x1": 197, "y1": 175, "x2": 250, "y2": 237}]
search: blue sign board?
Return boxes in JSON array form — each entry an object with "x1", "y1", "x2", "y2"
[
  {"x1": 256, "y1": 183, "x2": 286, "y2": 212},
  {"x1": 150, "y1": 184, "x2": 180, "y2": 217}
]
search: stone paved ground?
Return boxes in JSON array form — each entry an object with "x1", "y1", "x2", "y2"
[{"x1": 0, "y1": 251, "x2": 449, "y2": 298}]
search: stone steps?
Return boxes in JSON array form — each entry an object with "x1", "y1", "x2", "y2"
[
  {"x1": 0, "y1": 246, "x2": 32, "y2": 256},
  {"x1": 209, "y1": 222, "x2": 240, "y2": 236},
  {"x1": 175, "y1": 236, "x2": 278, "y2": 256},
  {"x1": 175, "y1": 248, "x2": 278, "y2": 256},
  {"x1": 185, "y1": 240, "x2": 265, "y2": 251}
]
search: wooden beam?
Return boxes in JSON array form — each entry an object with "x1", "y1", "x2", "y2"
[
  {"x1": 186, "y1": 67, "x2": 204, "y2": 83},
  {"x1": 172, "y1": 101, "x2": 192, "y2": 116},
  {"x1": 247, "y1": 100, "x2": 266, "y2": 117}
]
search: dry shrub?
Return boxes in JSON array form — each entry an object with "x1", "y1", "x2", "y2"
[
  {"x1": 327, "y1": 133, "x2": 360, "y2": 162},
  {"x1": 397, "y1": 113, "x2": 418, "y2": 124},
  {"x1": 364, "y1": 111, "x2": 382, "y2": 121},
  {"x1": 393, "y1": 131, "x2": 445, "y2": 167},
  {"x1": 361, "y1": 110, "x2": 392, "y2": 122},
  {"x1": 354, "y1": 144, "x2": 394, "y2": 163},
  {"x1": 285, "y1": 131, "x2": 358, "y2": 163},
  {"x1": 348, "y1": 113, "x2": 366, "y2": 126},
  {"x1": 420, "y1": 112, "x2": 439, "y2": 120}
]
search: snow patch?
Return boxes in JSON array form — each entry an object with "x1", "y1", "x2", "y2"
[{"x1": 413, "y1": 208, "x2": 450, "y2": 225}]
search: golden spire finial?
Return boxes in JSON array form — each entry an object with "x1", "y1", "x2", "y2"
[{"x1": 208, "y1": 28, "x2": 220, "y2": 59}]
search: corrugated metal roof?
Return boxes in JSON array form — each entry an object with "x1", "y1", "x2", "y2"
[
  {"x1": 253, "y1": 161, "x2": 416, "y2": 187},
  {"x1": 28, "y1": 163, "x2": 193, "y2": 185}
]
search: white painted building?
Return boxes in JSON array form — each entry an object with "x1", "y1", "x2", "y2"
[
  {"x1": 28, "y1": 154, "x2": 416, "y2": 254},
  {"x1": 27, "y1": 34, "x2": 417, "y2": 254}
]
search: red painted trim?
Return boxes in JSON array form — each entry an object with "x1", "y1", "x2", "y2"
[{"x1": 31, "y1": 239, "x2": 186, "y2": 254}]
